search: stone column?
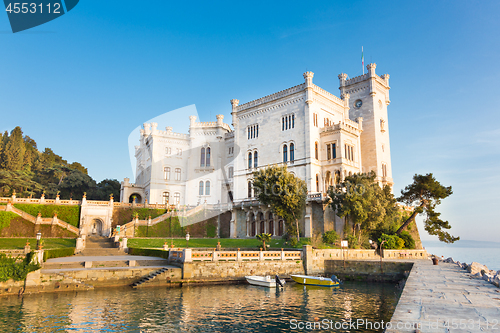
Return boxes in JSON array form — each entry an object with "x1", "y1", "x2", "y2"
[
  {"x1": 302, "y1": 245, "x2": 313, "y2": 275},
  {"x1": 304, "y1": 204, "x2": 313, "y2": 238},
  {"x1": 230, "y1": 209, "x2": 237, "y2": 238}
]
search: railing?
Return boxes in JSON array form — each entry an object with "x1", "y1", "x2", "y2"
[
  {"x1": 169, "y1": 248, "x2": 302, "y2": 263},
  {"x1": 312, "y1": 249, "x2": 428, "y2": 260}
]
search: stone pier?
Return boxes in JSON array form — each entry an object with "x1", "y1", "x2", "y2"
[{"x1": 386, "y1": 260, "x2": 500, "y2": 332}]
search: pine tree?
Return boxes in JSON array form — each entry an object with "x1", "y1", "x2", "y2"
[{"x1": 4, "y1": 127, "x2": 26, "y2": 171}]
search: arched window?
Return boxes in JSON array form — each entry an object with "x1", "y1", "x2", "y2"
[
  {"x1": 292, "y1": 114, "x2": 295, "y2": 128},
  {"x1": 206, "y1": 147, "x2": 211, "y2": 167},
  {"x1": 174, "y1": 192, "x2": 180, "y2": 205},
  {"x1": 285, "y1": 116, "x2": 288, "y2": 130},
  {"x1": 163, "y1": 192, "x2": 169, "y2": 204},
  {"x1": 254, "y1": 151, "x2": 258, "y2": 168},
  {"x1": 164, "y1": 167, "x2": 170, "y2": 180},
  {"x1": 205, "y1": 181, "x2": 211, "y2": 195},
  {"x1": 175, "y1": 168, "x2": 181, "y2": 181},
  {"x1": 315, "y1": 142, "x2": 319, "y2": 160},
  {"x1": 268, "y1": 212, "x2": 274, "y2": 236},
  {"x1": 248, "y1": 181, "x2": 252, "y2": 198},
  {"x1": 290, "y1": 143, "x2": 295, "y2": 162},
  {"x1": 200, "y1": 148, "x2": 205, "y2": 167},
  {"x1": 316, "y1": 174, "x2": 320, "y2": 192},
  {"x1": 248, "y1": 152, "x2": 252, "y2": 169},
  {"x1": 228, "y1": 166, "x2": 234, "y2": 178},
  {"x1": 199, "y1": 181, "x2": 204, "y2": 195},
  {"x1": 283, "y1": 144, "x2": 288, "y2": 163}
]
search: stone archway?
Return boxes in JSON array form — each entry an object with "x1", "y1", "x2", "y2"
[
  {"x1": 90, "y1": 219, "x2": 104, "y2": 236},
  {"x1": 129, "y1": 193, "x2": 142, "y2": 204}
]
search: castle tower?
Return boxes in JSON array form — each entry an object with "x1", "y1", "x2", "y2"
[{"x1": 338, "y1": 63, "x2": 393, "y2": 187}]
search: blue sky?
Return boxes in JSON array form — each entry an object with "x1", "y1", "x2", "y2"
[{"x1": 1, "y1": 1, "x2": 499, "y2": 242}]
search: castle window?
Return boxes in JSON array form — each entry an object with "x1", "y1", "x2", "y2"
[
  {"x1": 248, "y1": 124, "x2": 259, "y2": 139},
  {"x1": 327, "y1": 144, "x2": 331, "y2": 160},
  {"x1": 173, "y1": 192, "x2": 180, "y2": 205},
  {"x1": 199, "y1": 181, "x2": 204, "y2": 195},
  {"x1": 332, "y1": 143, "x2": 336, "y2": 159},
  {"x1": 282, "y1": 114, "x2": 295, "y2": 131},
  {"x1": 165, "y1": 147, "x2": 172, "y2": 156},
  {"x1": 228, "y1": 166, "x2": 234, "y2": 178},
  {"x1": 248, "y1": 181, "x2": 252, "y2": 198},
  {"x1": 176, "y1": 148, "x2": 182, "y2": 156},
  {"x1": 313, "y1": 113, "x2": 318, "y2": 127},
  {"x1": 382, "y1": 163, "x2": 387, "y2": 178},
  {"x1": 174, "y1": 168, "x2": 181, "y2": 181},
  {"x1": 248, "y1": 152, "x2": 253, "y2": 169},
  {"x1": 290, "y1": 143, "x2": 295, "y2": 162},
  {"x1": 283, "y1": 144, "x2": 288, "y2": 163},
  {"x1": 316, "y1": 174, "x2": 319, "y2": 192},
  {"x1": 205, "y1": 181, "x2": 211, "y2": 196},
  {"x1": 200, "y1": 148, "x2": 205, "y2": 167},
  {"x1": 206, "y1": 147, "x2": 211, "y2": 167},
  {"x1": 163, "y1": 192, "x2": 169, "y2": 204},
  {"x1": 164, "y1": 167, "x2": 171, "y2": 180},
  {"x1": 315, "y1": 142, "x2": 319, "y2": 160},
  {"x1": 254, "y1": 151, "x2": 258, "y2": 168},
  {"x1": 344, "y1": 144, "x2": 355, "y2": 161},
  {"x1": 380, "y1": 119, "x2": 386, "y2": 133}
]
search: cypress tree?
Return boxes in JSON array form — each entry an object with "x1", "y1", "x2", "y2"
[{"x1": 4, "y1": 127, "x2": 26, "y2": 171}]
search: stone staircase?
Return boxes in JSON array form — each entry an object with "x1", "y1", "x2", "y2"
[
  {"x1": 78, "y1": 236, "x2": 124, "y2": 256},
  {"x1": 131, "y1": 267, "x2": 181, "y2": 288}
]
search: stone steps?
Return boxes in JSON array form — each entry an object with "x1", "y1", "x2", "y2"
[
  {"x1": 131, "y1": 267, "x2": 175, "y2": 288},
  {"x1": 77, "y1": 248, "x2": 124, "y2": 256}
]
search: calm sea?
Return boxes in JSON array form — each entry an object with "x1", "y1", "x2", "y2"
[
  {"x1": 423, "y1": 240, "x2": 500, "y2": 271},
  {"x1": 0, "y1": 282, "x2": 401, "y2": 332}
]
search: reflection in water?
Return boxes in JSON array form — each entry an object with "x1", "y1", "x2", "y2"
[{"x1": 0, "y1": 282, "x2": 401, "y2": 332}]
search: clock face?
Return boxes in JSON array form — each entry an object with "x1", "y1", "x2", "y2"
[{"x1": 355, "y1": 99, "x2": 362, "y2": 108}]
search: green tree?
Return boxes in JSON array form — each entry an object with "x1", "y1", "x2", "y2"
[
  {"x1": 0, "y1": 131, "x2": 9, "y2": 168},
  {"x1": 397, "y1": 173, "x2": 459, "y2": 243},
  {"x1": 253, "y1": 165, "x2": 307, "y2": 241},
  {"x1": 4, "y1": 127, "x2": 26, "y2": 171},
  {"x1": 58, "y1": 170, "x2": 96, "y2": 199},
  {"x1": 322, "y1": 230, "x2": 339, "y2": 245},
  {"x1": 256, "y1": 233, "x2": 272, "y2": 249},
  {"x1": 90, "y1": 179, "x2": 121, "y2": 200},
  {"x1": 328, "y1": 172, "x2": 398, "y2": 234}
]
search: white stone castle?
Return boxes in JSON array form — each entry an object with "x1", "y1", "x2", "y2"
[{"x1": 120, "y1": 63, "x2": 393, "y2": 238}]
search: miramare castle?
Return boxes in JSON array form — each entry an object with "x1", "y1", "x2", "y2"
[{"x1": 120, "y1": 63, "x2": 393, "y2": 238}]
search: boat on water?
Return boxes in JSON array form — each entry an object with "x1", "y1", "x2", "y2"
[
  {"x1": 245, "y1": 275, "x2": 286, "y2": 288},
  {"x1": 291, "y1": 274, "x2": 341, "y2": 287}
]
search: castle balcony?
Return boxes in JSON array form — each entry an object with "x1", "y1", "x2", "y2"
[{"x1": 320, "y1": 119, "x2": 362, "y2": 136}]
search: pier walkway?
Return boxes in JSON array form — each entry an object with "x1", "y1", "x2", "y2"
[{"x1": 387, "y1": 260, "x2": 500, "y2": 333}]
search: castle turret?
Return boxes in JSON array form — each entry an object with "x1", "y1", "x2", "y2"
[{"x1": 339, "y1": 63, "x2": 393, "y2": 187}]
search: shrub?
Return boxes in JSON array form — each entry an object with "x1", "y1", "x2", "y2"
[
  {"x1": 43, "y1": 248, "x2": 75, "y2": 261},
  {"x1": 399, "y1": 231, "x2": 416, "y2": 249},
  {"x1": 347, "y1": 235, "x2": 359, "y2": 249},
  {"x1": 289, "y1": 237, "x2": 298, "y2": 247},
  {"x1": 322, "y1": 230, "x2": 339, "y2": 245},
  {"x1": 13, "y1": 204, "x2": 80, "y2": 227},
  {"x1": 378, "y1": 233, "x2": 405, "y2": 249},
  {"x1": 0, "y1": 253, "x2": 40, "y2": 282}
]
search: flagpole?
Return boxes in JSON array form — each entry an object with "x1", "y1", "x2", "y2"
[{"x1": 362, "y1": 46, "x2": 364, "y2": 75}]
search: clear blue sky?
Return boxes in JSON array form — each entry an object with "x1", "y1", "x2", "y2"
[{"x1": 1, "y1": 1, "x2": 499, "y2": 242}]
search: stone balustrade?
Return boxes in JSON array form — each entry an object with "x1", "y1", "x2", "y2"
[{"x1": 168, "y1": 248, "x2": 302, "y2": 264}]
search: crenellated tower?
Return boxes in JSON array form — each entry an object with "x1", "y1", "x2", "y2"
[{"x1": 339, "y1": 63, "x2": 393, "y2": 187}]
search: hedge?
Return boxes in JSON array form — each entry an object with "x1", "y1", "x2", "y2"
[
  {"x1": 113, "y1": 207, "x2": 169, "y2": 225},
  {"x1": 128, "y1": 248, "x2": 169, "y2": 259},
  {"x1": 0, "y1": 211, "x2": 18, "y2": 232},
  {"x1": 13, "y1": 204, "x2": 81, "y2": 227},
  {"x1": 43, "y1": 247, "x2": 76, "y2": 261}
]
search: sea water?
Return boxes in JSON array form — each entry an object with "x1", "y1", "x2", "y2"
[
  {"x1": 423, "y1": 240, "x2": 500, "y2": 271},
  {"x1": 0, "y1": 282, "x2": 401, "y2": 332}
]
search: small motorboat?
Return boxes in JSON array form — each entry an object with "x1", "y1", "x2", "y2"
[
  {"x1": 245, "y1": 275, "x2": 286, "y2": 288},
  {"x1": 291, "y1": 274, "x2": 341, "y2": 287}
]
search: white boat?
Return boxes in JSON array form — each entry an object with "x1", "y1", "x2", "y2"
[{"x1": 245, "y1": 275, "x2": 285, "y2": 288}]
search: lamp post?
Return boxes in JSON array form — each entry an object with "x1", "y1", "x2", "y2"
[
  {"x1": 185, "y1": 232, "x2": 190, "y2": 248},
  {"x1": 36, "y1": 231, "x2": 42, "y2": 250},
  {"x1": 379, "y1": 240, "x2": 387, "y2": 273},
  {"x1": 147, "y1": 216, "x2": 151, "y2": 237}
]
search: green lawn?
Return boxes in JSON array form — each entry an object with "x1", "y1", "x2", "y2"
[
  {"x1": 0, "y1": 238, "x2": 76, "y2": 250},
  {"x1": 128, "y1": 238, "x2": 313, "y2": 249}
]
